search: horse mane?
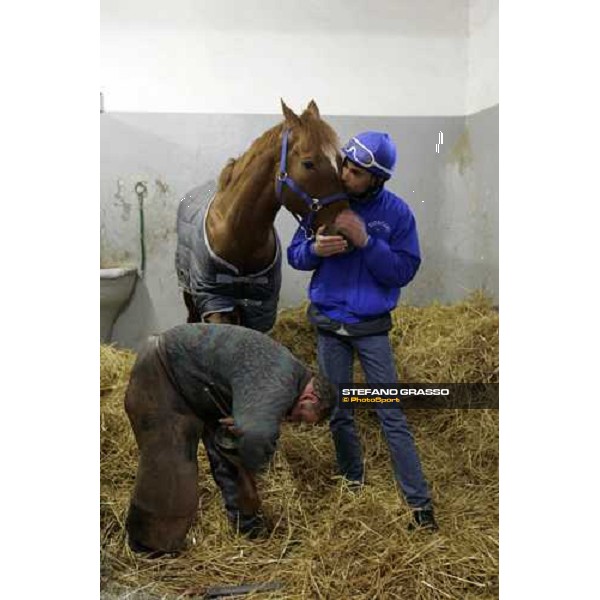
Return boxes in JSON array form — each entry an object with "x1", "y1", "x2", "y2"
[
  {"x1": 217, "y1": 124, "x2": 283, "y2": 193},
  {"x1": 217, "y1": 114, "x2": 340, "y2": 195}
]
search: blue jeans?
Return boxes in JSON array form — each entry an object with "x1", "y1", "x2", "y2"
[{"x1": 317, "y1": 331, "x2": 432, "y2": 509}]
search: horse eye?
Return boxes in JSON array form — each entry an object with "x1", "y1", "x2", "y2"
[{"x1": 302, "y1": 160, "x2": 315, "y2": 170}]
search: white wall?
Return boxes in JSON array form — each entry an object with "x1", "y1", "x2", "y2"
[
  {"x1": 101, "y1": 0, "x2": 469, "y2": 116},
  {"x1": 467, "y1": 0, "x2": 499, "y2": 113}
]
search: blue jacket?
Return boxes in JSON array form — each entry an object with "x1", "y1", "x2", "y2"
[{"x1": 287, "y1": 188, "x2": 421, "y2": 324}]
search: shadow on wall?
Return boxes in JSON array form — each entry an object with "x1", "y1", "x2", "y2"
[
  {"x1": 403, "y1": 252, "x2": 499, "y2": 307},
  {"x1": 402, "y1": 117, "x2": 498, "y2": 306}
]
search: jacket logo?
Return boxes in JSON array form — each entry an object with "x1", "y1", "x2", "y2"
[{"x1": 367, "y1": 220, "x2": 391, "y2": 235}]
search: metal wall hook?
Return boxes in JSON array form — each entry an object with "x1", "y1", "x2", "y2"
[{"x1": 135, "y1": 181, "x2": 148, "y2": 199}]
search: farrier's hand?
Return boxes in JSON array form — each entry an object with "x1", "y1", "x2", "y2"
[
  {"x1": 334, "y1": 210, "x2": 369, "y2": 248},
  {"x1": 312, "y1": 225, "x2": 348, "y2": 257},
  {"x1": 216, "y1": 419, "x2": 261, "y2": 514},
  {"x1": 219, "y1": 416, "x2": 243, "y2": 437}
]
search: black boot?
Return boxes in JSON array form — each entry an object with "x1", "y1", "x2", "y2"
[
  {"x1": 409, "y1": 508, "x2": 439, "y2": 531},
  {"x1": 346, "y1": 478, "x2": 365, "y2": 493},
  {"x1": 230, "y1": 512, "x2": 269, "y2": 540}
]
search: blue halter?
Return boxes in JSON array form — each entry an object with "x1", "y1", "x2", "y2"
[{"x1": 275, "y1": 129, "x2": 347, "y2": 238}]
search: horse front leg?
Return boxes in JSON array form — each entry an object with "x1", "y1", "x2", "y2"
[
  {"x1": 183, "y1": 292, "x2": 241, "y2": 326},
  {"x1": 203, "y1": 307, "x2": 242, "y2": 326},
  {"x1": 183, "y1": 292, "x2": 201, "y2": 323}
]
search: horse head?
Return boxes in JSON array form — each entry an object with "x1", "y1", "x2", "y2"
[{"x1": 277, "y1": 100, "x2": 349, "y2": 236}]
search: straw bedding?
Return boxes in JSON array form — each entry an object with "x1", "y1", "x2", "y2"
[{"x1": 100, "y1": 292, "x2": 498, "y2": 599}]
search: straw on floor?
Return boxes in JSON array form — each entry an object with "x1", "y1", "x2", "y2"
[{"x1": 100, "y1": 292, "x2": 499, "y2": 599}]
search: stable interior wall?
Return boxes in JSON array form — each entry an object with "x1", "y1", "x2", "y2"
[{"x1": 100, "y1": 0, "x2": 498, "y2": 350}]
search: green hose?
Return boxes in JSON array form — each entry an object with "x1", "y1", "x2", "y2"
[{"x1": 135, "y1": 182, "x2": 147, "y2": 276}]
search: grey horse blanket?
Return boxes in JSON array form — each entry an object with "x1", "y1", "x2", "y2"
[{"x1": 175, "y1": 182, "x2": 282, "y2": 332}]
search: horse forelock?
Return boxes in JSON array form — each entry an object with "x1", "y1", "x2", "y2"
[{"x1": 299, "y1": 118, "x2": 340, "y2": 174}]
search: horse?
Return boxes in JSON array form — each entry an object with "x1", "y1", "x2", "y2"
[{"x1": 176, "y1": 99, "x2": 349, "y2": 330}]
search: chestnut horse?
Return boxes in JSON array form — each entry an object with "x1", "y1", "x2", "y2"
[{"x1": 176, "y1": 100, "x2": 349, "y2": 330}]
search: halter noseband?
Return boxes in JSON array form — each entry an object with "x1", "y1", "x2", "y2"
[{"x1": 275, "y1": 129, "x2": 347, "y2": 238}]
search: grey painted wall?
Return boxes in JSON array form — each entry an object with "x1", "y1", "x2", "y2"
[{"x1": 101, "y1": 106, "x2": 498, "y2": 350}]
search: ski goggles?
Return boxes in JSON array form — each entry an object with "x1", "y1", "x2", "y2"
[{"x1": 342, "y1": 137, "x2": 393, "y2": 176}]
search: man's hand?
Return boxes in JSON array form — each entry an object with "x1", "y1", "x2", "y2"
[
  {"x1": 333, "y1": 210, "x2": 369, "y2": 248},
  {"x1": 312, "y1": 225, "x2": 348, "y2": 257}
]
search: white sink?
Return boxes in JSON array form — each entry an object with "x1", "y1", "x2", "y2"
[{"x1": 100, "y1": 267, "x2": 138, "y2": 342}]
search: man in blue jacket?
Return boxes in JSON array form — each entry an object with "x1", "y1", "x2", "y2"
[{"x1": 287, "y1": 131, "x2": 437, "y2": 530}]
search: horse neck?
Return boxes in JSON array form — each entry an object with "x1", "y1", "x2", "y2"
[
  {"x1": 207, "y1": 127, "x2": 282, "y2": 269},
  {"x1": 221, "y1": 158, "x2": 279, "y2": 239}
]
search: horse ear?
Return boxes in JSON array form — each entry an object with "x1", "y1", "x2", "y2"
[
  {"x1": 305, "y1": 99, "x2": 320, "y2": 119},
  {"x1": 281, "y1": 99, "x2": 301, "y2": 128}
]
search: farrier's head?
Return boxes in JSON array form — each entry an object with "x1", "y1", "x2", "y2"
[{"x1": 288, "y1": 372, "x2": 336, "y2": 424}]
